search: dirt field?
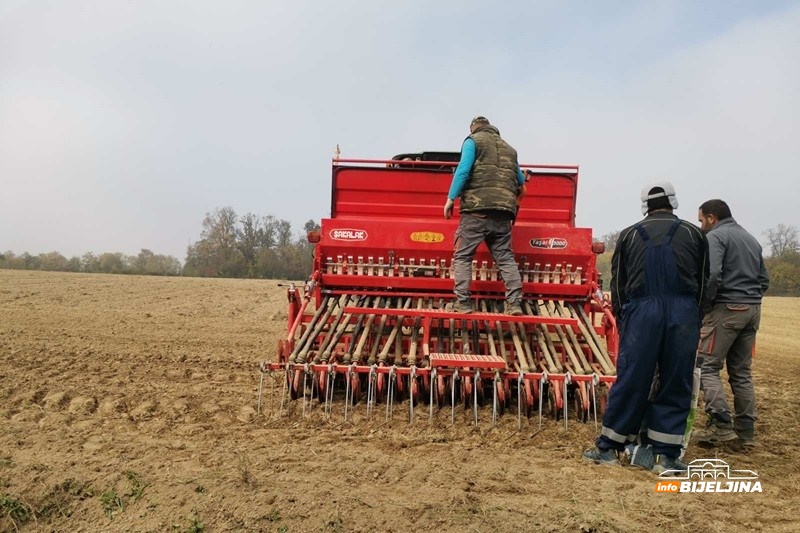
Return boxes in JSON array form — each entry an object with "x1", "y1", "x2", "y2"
[{"x1": 1, "y1": 269, "x2": 799, "y2": 532}]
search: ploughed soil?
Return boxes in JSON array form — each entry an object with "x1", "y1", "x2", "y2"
[{"x1": 1, "y1": 269, "x2": 799, "y2": 532}]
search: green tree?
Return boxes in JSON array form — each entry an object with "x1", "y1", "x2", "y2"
[
  {"x1": 67, "y1": 256, "x2": 82, "y2": 272},
  {"x1": 96, "y1": 252, "x2": 127, "y2": 274},
  {"x1": 39, "y1": 252, "x2": 69, "y2": 271},
  {"x1": 82, "y1": 252, "x2": 99, "y2": 273}
]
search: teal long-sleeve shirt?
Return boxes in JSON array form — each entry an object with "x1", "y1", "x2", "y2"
[{"x1": 447, "y1": 138, "x2": 526, "y2": 200}]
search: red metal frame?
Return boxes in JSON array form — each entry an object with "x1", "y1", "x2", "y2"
[{"x1": 267, "y1": 157, "x2": 619, "y2": 414}]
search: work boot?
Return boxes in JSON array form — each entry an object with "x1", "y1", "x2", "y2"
[
  {"x1": 695, "y1": 422, "x2": 737, "y2": 446},
  {"x1": 652, "y1": 455, "x2": 688, "y2": 476},
  {"x1": 505, "y1": 300, "x2": 523, "y2": 316},
  {"x1": 737, "y1": 431, "x2": 756, "y2": 448},
  {"x1": 582, "y1": 446, "x2": 620, "y2": 466},
  {"x1": 453, "y1": 299, "x2": 473, "y2": 314},
  {"x1": 624, "y1": 443, "x2": 655, "y2": 471}
]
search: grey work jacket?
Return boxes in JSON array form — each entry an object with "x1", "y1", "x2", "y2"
[{"x1": 703, "y1": 217, "x2": 769, "y2": 310}]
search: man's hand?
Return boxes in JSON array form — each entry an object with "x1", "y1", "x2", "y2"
[{"x1": 443, "y1": 198, "x2": 455, "y2": 219}]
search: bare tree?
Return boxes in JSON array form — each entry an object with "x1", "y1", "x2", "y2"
[
  {"x1": 764, "y1": 224, "x2": 799, "y2": 257},
  {"x1": 602, "y1": 230, "x2": 621, "y2": 251},
  {"x1": 201, "y1": 206, "x2": 239, "y2": 260}
]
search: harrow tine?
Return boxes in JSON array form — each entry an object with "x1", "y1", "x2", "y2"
[
  {"x1": 311, "y1": 367, "x2": 319, "y2": 411},
  {"x1": 301, "y1": 364, "x2": 310, "y2": 418},
  {"x1": 591, "y1": 374, "x2": 599, "y2": 431},
  {"x1": 538, "y1": 372, "x2": 547, "y2": 432},
  {"x1": 563, "y1": 373, "x2": 571, "y2": 431},
  {"x1": 257, "y1": 367, "x2": 264, "y2": 417},
  {"x1": 492, "y1": 371, "x2": 499, "y2": 426},
  {"x1": 385, "y1": 367, "x2": 395, "y2": 422},
  {"x1": 517, "y1": 372, "x2": 523, "y2": 430},
  {"x1": 270, "y1": 370, "x2": 276, "y2": 417},
  {"x1": 325, "y1": 364, "x2": 336, "y2": 418},
  {"x1": 451, "y1": 369, "x2": 458, "y2": 425},
  {"x1": 429, "y1": 368, "x2": 436, "y2": 421},
  {"x1": 344, "y1": 365, "x2": 353, "y2": 422},
  {"x1": 367, "y1": 365, "x2": 377, "y2": 419},
  {"x1": 409, "y1": 367, "x2": 416, "y2": 424},
  {"x1": 473, "y1": 369, "x2": 480, "y2": 427},
  {"x1": 279, "y1": 366, "x2": 289, "y2": 418}
]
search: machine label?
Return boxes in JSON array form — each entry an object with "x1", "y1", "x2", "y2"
[
  {"x1": 330, "y1": 228, "x2": 368, "y2": 241},
  {"x1": 410, "y1": 231, "x2": 445, "y2": 243},
  {"x1": 530, "y1": 238, "x2": 568, "y2": 249}
]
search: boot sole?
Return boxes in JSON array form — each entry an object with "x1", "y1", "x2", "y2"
[{"x1": 697, "y1": 434, "x2": 738, "y2": 447}]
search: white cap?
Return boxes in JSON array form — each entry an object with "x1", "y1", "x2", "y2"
[{"x1": 641, "y1": 181, "x2": 679, "y2": 215}]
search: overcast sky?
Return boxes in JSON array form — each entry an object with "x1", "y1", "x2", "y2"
[{"x1": 2, "y1": 1, "x2": 798, "y2": 260}]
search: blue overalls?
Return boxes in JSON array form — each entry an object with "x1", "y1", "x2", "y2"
[{"x1": 597, "y1": 219, "x2": 700, "y2": 458}]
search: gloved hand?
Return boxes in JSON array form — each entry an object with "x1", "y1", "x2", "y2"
[{"x1": 443, "y1": 198, "x2": 455, "y2": 219}]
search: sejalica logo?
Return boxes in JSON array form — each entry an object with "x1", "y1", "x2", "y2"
[
  {"x1": 329, "y1": 228, "x2": 368, "y2": 241},
  {"x1": 530, "y1": 237, "x2": 568, "y2": 250}
]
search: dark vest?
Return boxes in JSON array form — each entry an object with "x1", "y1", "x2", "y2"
[{"x1": 460, "y1": 125, "x2": 520, "y2": 216}]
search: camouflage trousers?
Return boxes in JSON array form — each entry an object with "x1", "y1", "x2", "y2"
[{"x1": 452, "y1": 212, "x2": 522, "y2": 304}]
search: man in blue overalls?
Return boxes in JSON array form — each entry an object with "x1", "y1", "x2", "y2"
[{"x1": 583, "y1": 182, "x2": 709, "y2": 474}]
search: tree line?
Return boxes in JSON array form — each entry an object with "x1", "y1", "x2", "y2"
[
  {"x1": 0, "y1": 249, "x2": 182, "y2": 276},
  {"x1": 0, "y1": 207, "x2": 319, "y2": 281},
  {"x1": 596, "y1": 223, "x2": 800, "y2": 296},
  {"x1": 2, "y1": 213, "x2": 798, "y2": 295},
  {"x1": 181, "y1": 207, "x2": 318, "y2": 280}
]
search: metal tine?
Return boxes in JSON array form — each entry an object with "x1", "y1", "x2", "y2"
[
  {"x1": 344, "y1": 365, "x2": 353, "y2": 422},
  {"x1": 409, "y1": 367, "x2": 415, "y2": 424},
  {"x1": 492, "y1": 371, "x2": 499, "y2": 426},
  {"x1": 270, "y1": 370, "x2": 276, "y2": 417},
  {"x1": 451, "y1": 369, "x2": 458, "y2": 425},
  {"x1": 257, "y1": 368, "x2": 265, "y2": 417},
  {"x1": 325, "y1": 364, "x2": 336, "y2": 418},
  {"x1": 302, "y1": 364, "x2": 310, "y2": 418},
  {"x1": 538, "y1": 372, "x2": 547, "y2": 432},
  {"x1": 563, "y1": 373, "x2": 570, "y2": 431},
  {"x1": 429, "y1": 368, "x2": 436, "y2": 421},
  {"x1": 367, "y1": 365, "x2": 377, "y2": 419},
  {"x1": 517, "y1": 372, "x2": 523, "y2": 430},
  {"x1": 385, "y1": 366, "x2": 396, "y2": 422},
  {"x1": 311, "y1": 365, "x2": 319, "y2": 413},
  {"x1": 279, "y1": 366, "x2": 290, "y2": 418},
  {"x1": 473, "y1": 369, "x2": 480, "y2": 426},
  {"x1": 591, "y1": 374, "x2": 599, "y2": 431}
]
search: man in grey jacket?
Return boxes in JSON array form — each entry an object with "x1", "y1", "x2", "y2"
[{"x1": 695, "y1": 199, "x2": 769, "y2": 447}]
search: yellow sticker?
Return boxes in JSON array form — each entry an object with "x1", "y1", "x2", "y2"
[{"x1": 410, "y1": 231, "x2": 445, "y2": 243}]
